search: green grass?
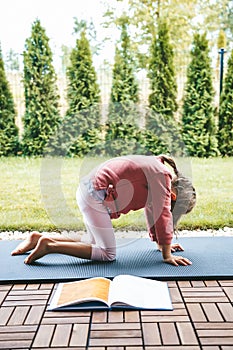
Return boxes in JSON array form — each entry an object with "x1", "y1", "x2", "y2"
[{"x1": 0, "y1": 157, "x2": 232, "y2": 232}]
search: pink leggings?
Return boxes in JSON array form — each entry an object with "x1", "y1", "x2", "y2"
[{"x1": 76, "y1": 183, "x2": 116, "y2": 261}]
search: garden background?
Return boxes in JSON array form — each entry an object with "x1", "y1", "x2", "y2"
[{"x1": 0, "y1": 0, "x2": 232, "y2": 233}]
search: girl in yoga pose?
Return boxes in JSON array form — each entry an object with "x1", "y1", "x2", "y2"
[{"x1": 12, "y1": 155, "x2": 196, "y2": 266}]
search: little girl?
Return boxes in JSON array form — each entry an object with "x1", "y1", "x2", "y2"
[{"x1": 12, "y1": 154, "x2": 196, "y2": 266}]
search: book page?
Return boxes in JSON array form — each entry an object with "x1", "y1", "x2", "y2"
[
  {"x1": 51, "y1": 277, "x2": 111, "y2": 309},
  {"x1": 108, "y1": 275, "x2": 172, "y2": 310}
]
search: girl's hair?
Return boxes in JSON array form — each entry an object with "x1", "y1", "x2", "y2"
[{"x1": 160, "y1": 155, "x2": 196, "y2": 228}]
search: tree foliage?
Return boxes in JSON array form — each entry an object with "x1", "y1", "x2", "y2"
[
  {"x1": 181, "y1": 32, "x2": 218, "y2": 157},
  {"x1": 0, "y1": 46, "x2": 19, "y2": 156},
  {"x1": 5, "y1": 49, "x2": 20, "y2": 72},
  {"x1": 64, "y1": 29, "x2": 102, "y2": 157},
  {"x1": 103, "y1": 0, "x2": 197, "y2": 70},
  {"x1": 147, "y1": 19, "x2": 177, "y2": 118},
  {"x1": 103, "y1": 0, "x2": 233, "y2": 73},
  {"x1": 198, "y1": 0, "x2": 233, "y2": 46},
  {"x1": 218, "y1": 49, "x2": 233, "y2": 156},
  {"x1": 22, "y1": 19, "x2": 61, "y2": 156},
  {"x1": 105, "y1": 17, "x2": 141, "y2": 156},
  {"x1": 145, "y1": 19, "x2": 182, "y2": 156}
]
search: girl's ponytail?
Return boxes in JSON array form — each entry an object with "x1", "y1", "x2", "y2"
[{"x1": 160, "y1": 154, "x2": 179, "y2": 176}]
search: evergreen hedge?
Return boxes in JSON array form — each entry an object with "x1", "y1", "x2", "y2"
[
  {"x1": 105, "y1": 19, "x2": 141, "y2": 156},
  {"x1": 1, "y1": 21, "x2": 231, "y2": 159},
  {"x1": 181, "y1": 32, "x2": 218, "y2": 157},
  {"x1": 0, "y1": 45, "x2": 19, "y2": 156},
  {"x1": 62, "y1": 29, "x2": 102, "y2": 157},
  {"x1": 22, "y1": 19, "x2": 61, "y2": 156},
  {"x1": 145, "y1": 19, "x2": 182, "y2": 156},
  {"x1": 218, "y1": 49, "x2": 233, "y2": 156}
]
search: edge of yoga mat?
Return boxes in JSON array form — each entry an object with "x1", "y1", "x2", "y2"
[{"x1": 0, "y1": 236, "x2": 233, "y2": 283}]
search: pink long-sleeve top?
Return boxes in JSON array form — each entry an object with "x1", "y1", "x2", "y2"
[{"x1": 90, "y1": 155, "x2": 174, "y2": 246}]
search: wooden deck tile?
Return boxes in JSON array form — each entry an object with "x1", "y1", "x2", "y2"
[
  {"x1": 69, "y1": 323, "x2": 90, "y2": 347},
  {"x1": 186, "y1": 303, "x2": 207, "y2": 322},
  {"x1": 41, "y1": 310, "x2": 91, "y2": 324},
  {"x1": 159, "y1": 322, "x2": 180, "y2": 345},
  {"x1": 201, "y1": 337, "x2": 233, "y2": 346},
  {"x1": 202, "y1": 303, "x2": 224, "y2": 321},
  {"x1": 91, "y1": 322, "x2": 141, "y2": 330},
  {"x1": 0, "y1": 340, "x2": 32, "y2": 349},
  {"x1": 0, "y1": 290, "x2": 9, "y2": 304},
  {"x1": 195, "y1": 322, "x2": 233, "y2": 347},
  {"x1": 142, "y1": 322, "x2": 161, "y2": 345},
  {"x1": 0, "y1": 284, "x2": 12, "y2": 291},
  {"x1": 124, "y1": 310, "x2": 140, "y2": 322},
  {"x1": 169, "y1": 286, "x2": 183, "y2": 303},
  {"x1": 194, "y1": 322, "x2": 233, "y2": 329},
  {"x1": 32, "y1": 348, "x2": 85, "y2": 350},
  {"x1": 91, "y1": 329, "x2": 141, "y2": 338},
  {"x1": 50, "y1": 324, "x2": 72, "y2": 347},
  {"x1": 217, "y1": 303, "x2": 233, "y2": 321},
  {"x1": 7, "y1": 305, "x2": 30, "y2": 325},
  {"x1": 11, "y1": 284, "x2": 27, "y2": 290},
  {"x1": 180, "y1": 286, "x2": 228, "y2": 304},
  {"x1": 89, "y1": 321, "x2": 143, "y2": 347},
  {"x1": 204, "y1": 280, "x2": 219, "y2": 287},
  {"x1": 0, "y1": 306, "x2": 14, "y2": 325},
  {"x1": 26, "y1": 284, "x2": 42, "y2": 290},
  {"x1": 191, "y1": 280, "x2": 206, "y2": 287},
  {"x1": 144, "y1": 347, "x2": 200, "y2": 350},
  {"x1": 0, "y1": 325, "x2": 37, "y2": 349},
  {"x1": 176, "y1": 322, "x2": 198, "y2": 345},
  {"x1": 141, "y1": 304, "x2": 189, "y2": 323},
  {"x1": 92, "y1": 311, "x2": 107, "y2": 323},
  {"x1": 108, "y1": 310, "x2": 124, "y2": 322},
  {"x1": 178, "y1": 280, "x2": 192, "y2": 287},
  {"x1": 32, "y1": 324, "x2": 55, "y2": 348},
  {"x1": 0, "y1": 280, "x2": 233, "y2": 349},
  {"x1": 219, "y1": 280, "x2": 233, "y2": 287},
  {"x1": 89, "y1": 335, "x2": 143, "y2": 346},
  {"x1": 24, "y1": 305, "x2": 46, "y2": 325},
  {"x1": 223, "y1": 286, "x2": 233, "y2": 301}
]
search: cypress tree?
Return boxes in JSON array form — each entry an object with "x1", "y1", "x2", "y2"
[
  {"x1": 0, "y1": 45, "x2": 19, "y2": 156},
  {"x1": 64, "y1": 29, "x2": 101, "y2": 157},
  {"x1": 218, "y1": 49, "x2": 233, "y2": 156},
  {"x1": 22, "y1": 19, "x2": 61, "y2": 156},
  {"x1": 105, "y1": 18, "x2": 141, "y2": 156},
  {"x1": 147, "y1": 19, "x2": 177, "y2": 118},
  {"x1": 181, "y1": 32, "x2": 218, "y2": 157},
  {"x1": 145, "y1": 19, "x2": 181, "y2": 156}
]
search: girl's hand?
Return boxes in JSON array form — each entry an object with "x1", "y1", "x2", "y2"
[
  {"x1": 158, "y1": 243, "x2": 192, "y2": 266},
  {"x1": 157, "y1": 243, "x2": 184, "y2": 253},
  {"x1": 171, "y1": 243, "x2": 184, "y2": 252},
  {"x1": 164, "y1": 255, "x2": 192, "y2": 266}
]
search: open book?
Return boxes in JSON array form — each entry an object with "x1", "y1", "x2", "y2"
[{"x1": 48, "y1": 274, "x2": 173, "y2": 311}]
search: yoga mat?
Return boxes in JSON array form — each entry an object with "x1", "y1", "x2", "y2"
[{"x1": 0, "y1": 236, "x2": 232, "y2": 283}]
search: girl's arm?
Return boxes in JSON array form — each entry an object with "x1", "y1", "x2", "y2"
[{"x1": 159, "y1": 243, "x2": 192, "y2": 266}]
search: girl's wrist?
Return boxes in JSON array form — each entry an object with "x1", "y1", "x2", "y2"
[{"x1": 161, "y1": 244, "x2": 172, "y2": 260}]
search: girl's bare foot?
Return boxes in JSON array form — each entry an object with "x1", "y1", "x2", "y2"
[
  {"x1": 24, "y1": 236, "x2": 54, "y2": 264},
  {"x1": 11, "y1": 232, "x2": 43, "y2": 256}
]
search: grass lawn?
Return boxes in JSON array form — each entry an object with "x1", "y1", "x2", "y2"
[{"x1": 0, "y1": 156, "x2": 232, "y2": 232}]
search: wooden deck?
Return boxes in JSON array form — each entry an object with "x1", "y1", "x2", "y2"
[{"x1": 0, "y1": 280, "x2": 233, "y2": 349}]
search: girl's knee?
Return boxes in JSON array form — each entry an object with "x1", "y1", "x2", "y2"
[
  {"x1": 91, "y1": 246, "x2": 116, "y2": 262},
  {"x1": 101, "y1": 249, "x2": 116, "y2": 262}
]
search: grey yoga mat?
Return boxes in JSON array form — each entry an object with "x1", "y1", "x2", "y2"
[{"x1": 1, "y1": 236, "x2": 232, "y2": 283}]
